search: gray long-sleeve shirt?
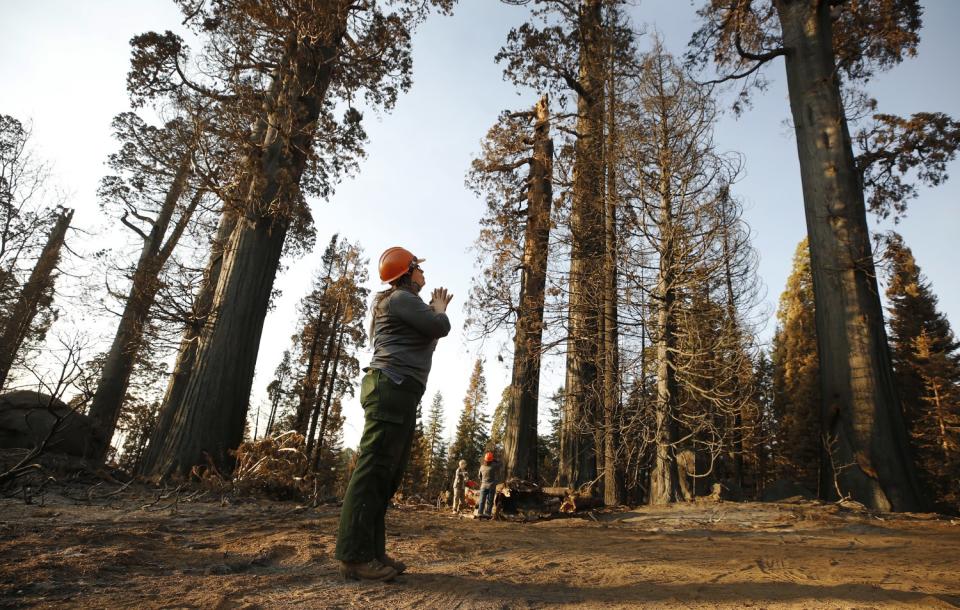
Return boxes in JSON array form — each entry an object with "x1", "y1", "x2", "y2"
[
  {"x1": 478, "y1": 462, "x2": 499, "y2": 490},
  {"x1": 367, "y1": 288, "x2": 451, "y2": 387}
]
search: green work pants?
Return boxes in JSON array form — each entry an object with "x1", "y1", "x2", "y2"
[{"x1": 335, "y1": 369, "x2": 424, "y2": 563}]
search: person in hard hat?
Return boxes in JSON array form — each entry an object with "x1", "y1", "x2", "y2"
[
  {"x1": 335, "y1": 246, "x2": 453, "y2": 581},
  {"x1": 451, "y1": 459, "x2": 469, "y2": 514},
  {"x1": 476, "y1": 451, "x2": 499, "y2": 518}
]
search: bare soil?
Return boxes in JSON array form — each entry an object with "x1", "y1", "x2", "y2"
[{"x1": 1, "y1": 486, "x2": 958, "y2": 609}]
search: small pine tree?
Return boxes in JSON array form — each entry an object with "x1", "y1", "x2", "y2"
[
  {"x1": 747, "y1": 349, "x2": 776, "y2": 496},
  {"x1": 884, "y1": 233, "x2": 960, "y2": 512},
  {"x1": 265, "y1": 350, "x2": 296, "y2": 436},
  {"x1": 538, "y1": 386, "x2": 564, "y2": 485},
  {"x1": 448, "y1": 358, "x2": 491, "y2": 480},
  {"x1": 423, "y1": 392, "x2": 448, "y2": 498}
]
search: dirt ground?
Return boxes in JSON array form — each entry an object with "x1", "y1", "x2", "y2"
[{"x1": 1, "y1": 486, "x2": 959, "y2": 609}]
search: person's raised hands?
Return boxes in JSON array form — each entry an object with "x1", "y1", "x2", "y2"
[{"x1": 430, "y1": 287, "x2": 453, "y2": 313}]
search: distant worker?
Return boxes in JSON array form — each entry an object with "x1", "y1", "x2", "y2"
[
  {"x1": 452, "y1": 459, "x2": 469, "y2": 514},
  {"x1": 477, "y1": 451, "x2": 499, "y2": 518},
  {"x1": 336, "y1": 247, "x2": 453, "y2": 581}
]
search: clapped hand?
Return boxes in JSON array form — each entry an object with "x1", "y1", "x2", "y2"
[{"x1": 429, "y1": 287, "x2": 454, "y2": 313}]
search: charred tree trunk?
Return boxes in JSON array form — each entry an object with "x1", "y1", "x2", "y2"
[
  {"x1": 151, "y1": 205, "x2": 286, "y2": 477},
  {"x1": 0, "y1": 208, "x2": 73, "y2": 391},
  {"x1": 88, "y1": 154, "x2": 200, "y2": 461},
  {"x1": 147, "y1": 23, "x2": 347, "y2": 477},
  {"x1": 313, "y1": 330, "x2": 344, "y2": 471},
  {"x1": 560, "y1": 0, "x2": 604, "y2": 489},
  {"x1": 601, "y1": 186, "x2": 621, "y2": 503},
  {"x1": 504, "y1": 94, "x2": 553, "y2": 482},
  {"x1": 775, "y1": 0, "x2": 923, "y2": 511},
  {"x1": 732, "y1": 409, "x2": 745, "y2": 489},
  {"x1": 295, "y1": 258, "x2": 338, "y2": 435},
  {"x1": 306, "y1": 302, "x2": 341, "y2": 459},
  {"x1": 140, "y1": 208, "x2": 236, "y2": 475},
  {"x1": 601, "y1": 37, "x2": 623, "y2": 506},
  {"x1": 265, "y1": 364, "x2": 287, "y2": 436},
  {"x1": 294, "y1": 315, "x2": 324, "y2": 435}
]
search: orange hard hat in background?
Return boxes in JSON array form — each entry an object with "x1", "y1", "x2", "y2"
[
  {"x1": 484, "y1": 451, "x2": 495, "y2": 463},
  {"x1": 378, "y1": 246, "x2": 425, "y2": 283}
]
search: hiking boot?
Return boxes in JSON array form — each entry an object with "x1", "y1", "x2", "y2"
[
  {"x1": 338, "y1": 560, "x2": 397, "y2": 582},
  {"x1": 378, "y1": 553, "x2": 407, "y2": 574}
]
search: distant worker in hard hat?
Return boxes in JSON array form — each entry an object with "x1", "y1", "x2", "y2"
[
  {"x1": 452, "y1": 459, "x2": 469, "y2": 514},
  {"x1": 336, "y1": 247, "x2": 453, "y2": 581},
  {"x1": 476, "y1": 451, "x2": 499, "y2": 518}
]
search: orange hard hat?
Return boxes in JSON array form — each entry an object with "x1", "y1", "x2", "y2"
[
  {"x1": 378, "y1": 246, "x2": 425, "y2": 283},
  {"x1": 484, "y1": 451, "x2": 495, "y2": 463}
]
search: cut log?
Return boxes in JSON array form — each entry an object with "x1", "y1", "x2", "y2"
[{"x1": 559, "y1": 492, "x2": 603, "y2": 513}]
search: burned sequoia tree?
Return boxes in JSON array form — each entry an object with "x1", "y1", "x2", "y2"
[
  {"x1": 689, "y1": 0, "x2": 960, "y2": 510},
  {"x1": 468, "y1": 95, "x2": 554, "y2": 482},
  {"x1": 86, "y1": 112, "x2": 211, "y2": 461},
  {"x1": 133, "y1": 0, "x2": 454, "y2": 478}
]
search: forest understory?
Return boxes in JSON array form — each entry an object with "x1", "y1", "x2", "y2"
[{"x1": 1, "y1": 483, "x2": 958, "y2": 610}]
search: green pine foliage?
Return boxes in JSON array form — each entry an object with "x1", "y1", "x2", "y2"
[
  {"x1": 423, "y1": 392, "x2": 448, "y2": 499},
  {"x1": 748, "y1": 349, "x2": 776, "y2": 496},
  {"x1": 448, "y1": 358, "x2": 491, "y2": 481},
  {"x1": 771, "y1": 239, "x2": 822, "y2": 494},
  {"x1": 884, "y1": 233, "x2": 960, "y2": 512},
  {"x1": 537, "y1": 387, "x2": 564, "y2": 486}
]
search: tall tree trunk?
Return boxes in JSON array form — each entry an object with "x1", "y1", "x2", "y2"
[
  {"x1": 147, "y1": 23, "x2": 346, "y2": 477},
  {"x1": 140, "y1": 208, "x2": 236, "y2": 475},
  {"x1": 560, "y1": 0, "x2": 604, "y2": 489},
  {"x1": 732, "y1": 406, "x2": 745, "y2": 488},
  {"x1": 775, "y1": 0, "x2": 923, "y2": 511},
  {"x1": 88, "y1": 154, "x2": 200, "y2": 461},
  {"x1": 294, "y1": 317, "x2": 324, "y2": 435},
  {"x1": 757, "y1": 410, "x2": 767, "y2": 497},
  {"x1": 306, "y1": 303, "x2": 341, "y2": 458},
  {"x1": 504, "y1": 94, "x2": 553, "y2": 482},
  {"x1": 295, "y1": 258, "x2": 338, "y2": 434},
  {"x1": 650, "y1": 159, "x2": 678, "y2": 505},
  {"x1": 314, "y1": 331, "x2": 344, "y2": 471},
  {"x1": 601, "y1": 36, "x2": 622, "y2": 506},
  {"x1": 0, "y1": 208, "x2": 73, "y2": 391},
  {"x1": 720, "y1": 192, "x2": 745, "y2": 489}
]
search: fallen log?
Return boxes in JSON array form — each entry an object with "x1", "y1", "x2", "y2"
[{"x1": 497, "y1": 478, "x2": 602, "y2": 517}]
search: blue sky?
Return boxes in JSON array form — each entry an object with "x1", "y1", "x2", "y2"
[{"x1": 2, "y1": 1, "x2": 958, "y2": 450}]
